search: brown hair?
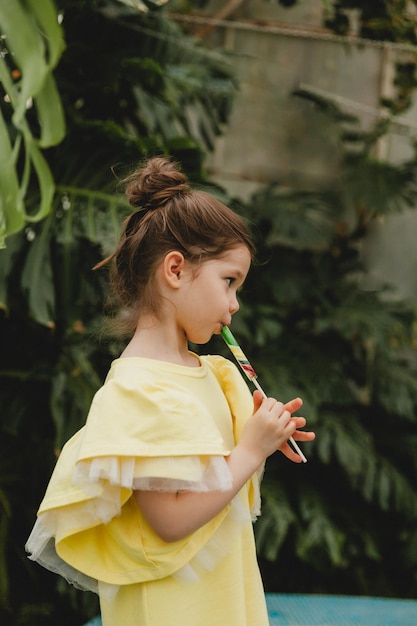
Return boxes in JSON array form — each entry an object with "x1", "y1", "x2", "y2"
[{"x1": 95, "y1": 156, "x2": 255, "y2": 334}]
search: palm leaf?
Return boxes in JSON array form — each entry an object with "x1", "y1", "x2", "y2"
[
  {"x1": 15, "y1": 186, "x2": 129, "y2": 329},
  {"x1": 373, "y1": 357, "x2": 417, "y2": 420},
  {"x1": 112, "y1": 11, "x2": 236, "y2": 148},
  {"x1": 324, "y1": 287, "x2": 411, "y2": 349},
  {"x1": 55, "y1": 185, "x2": 130, "y2": 251},
  {"x1": 0, "y1": 99, "x2": 24, "y2": 246},
  {"x1": 342, "y1": 158, "x2": 417, "y2": 218},
  {"x1": 21, "y1": 215, "x2": 55, "y2": 328},
  {"x1": 316, "y1": 410, "x2": 375, "y2": 469},
  {"x1": 251, "y1": 184, "x2": 336, "y2": 251},
  {"x1": 0, "y1": 0, "x2": 65, "y2": 245},
  {"x1": 318, "y1": 410, "x2": 417, "y2": 516},
  {"x1": 0, "y1": 0, "x2": 50, "y2": 125},
  {"x1": 33, "y1": 73, "x2": 66, "y2": 148},
  {"x1": 296, "y1": 487, "x2": 347, "y2": 567}
]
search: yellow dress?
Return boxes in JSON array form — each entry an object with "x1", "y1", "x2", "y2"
[{"x1": 26, "y1": 354, "x2": 269, "y2": 626}]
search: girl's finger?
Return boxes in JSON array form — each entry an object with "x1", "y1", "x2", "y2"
[
  {"x1": 292, "y1": 430, "x2": 316, "y2": 441},
  {"x1": 283, "y1": 397, "x2": 303, "y2": 414}
]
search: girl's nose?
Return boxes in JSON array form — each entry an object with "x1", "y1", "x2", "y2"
[{"x1": 230, "y1": 296, "x2": 240, "y2": 314}]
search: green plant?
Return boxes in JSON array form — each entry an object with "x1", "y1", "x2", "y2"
[
  {"x1": 220, "y1": 90, "x2": 417, "y2": 596},
  {"x1": 0, "y1": 1, "x2": 237, "y2": 623},
  {"x1": 0, "y1": 0, "x2": 66, "y2": 247},
  {"x1": 2, "y1": 1, "x2": 417, "y2": 622}
]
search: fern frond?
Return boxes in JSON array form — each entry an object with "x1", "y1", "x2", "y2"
[
  {"x1": 318, "y1": 411, "x2": 417, "y2": 516},
  {"x1": 326, "y1": 287, "x2": 411, "y2": 348},
  {"x1": 55, "y1": 185, "x2": 130, "y2": 252},
  {"x1": 342, "y1": 158, "x2": 417, "y2": 218},
  {"x1": 317, "y1": 410, "x2": 375, "y2": 469},
  {"x1": 373, "y1": 457, "x2": 417, "y2": 517},
  {"x1": 251, "y1": 184, "x2": 336, "y2": 251},
  {"x1": 296, "y1": 486, "x2": 347, "y2": 567},
  {"x1": 373, "y1": 355, "x2": 417, "y2": 420}
]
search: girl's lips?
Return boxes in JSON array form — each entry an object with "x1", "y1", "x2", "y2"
[{"x1": 215, "y1": 322, "x2": 227, "y2": 334}]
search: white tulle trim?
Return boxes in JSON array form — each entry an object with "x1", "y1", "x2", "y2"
[
  {"x1": 26, "y1": 455, "x2": 261, "y2": 598},
  {"x1": 26, "y1": 525, "x2": 99, "y2": 594},
  {"x1": 25, "y1": 455, "x2": 235, "y2": 594},
  {"x1": 250, "y1": 462, "x2": 265, "y2": 521},
  {"x1": 73, "y1": 454, "x2": 233, "y2": 493},
  {"x1": 26, "y1": 492, "x2": 251, "y2": 596}
]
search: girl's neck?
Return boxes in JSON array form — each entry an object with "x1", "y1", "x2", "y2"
[{"x1": 120, "y1": 317, "x2": 200, "y2": 367}]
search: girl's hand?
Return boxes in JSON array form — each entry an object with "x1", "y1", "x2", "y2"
[
  {"x1": 280, "y1": 395, "x2": 315, "y2": 463},
  {"x1": 239, "y1": 391, "x2": 315, "y2": 467}
]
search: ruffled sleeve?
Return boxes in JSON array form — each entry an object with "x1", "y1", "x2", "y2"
[
  {"x1": 26, "y1": 436, "x2": 233, "y2": 593},
  {"x1": 69, "y1": 357, "x2": 237, "y2": 498},
  {"x1": 25, "y1": 355, "x2": 264, "y2": 592},
  {"x1": 76, "y1": 364, "x2": 232, "y2": 460}
]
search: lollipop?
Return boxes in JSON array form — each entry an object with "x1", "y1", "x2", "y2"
[{"x1": 221, "y1": 325, "x2": 307, "y2": 463}]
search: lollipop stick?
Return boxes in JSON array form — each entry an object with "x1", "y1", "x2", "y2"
[{"x1": 221, "y1": 326, "x2": 307, "y2": 463}]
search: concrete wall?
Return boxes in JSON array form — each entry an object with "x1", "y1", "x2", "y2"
[{"x1": 175, "y1": 1, "x2": 417, "y2": 300}]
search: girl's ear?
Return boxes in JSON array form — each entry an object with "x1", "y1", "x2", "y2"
[{"x1": 162, "y1": 251, "x2": 186, "y2": 288}]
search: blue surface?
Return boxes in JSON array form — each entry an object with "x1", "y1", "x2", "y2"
[
  {"x1": 84, "y1": 618, "x2": 102, "y2": 626},
  {"x1": 266, "y1": 594, "x2": 417, "y2": 626},
  {"x1": 84, "y1": 594, "x2": 417, "y2": 625}
]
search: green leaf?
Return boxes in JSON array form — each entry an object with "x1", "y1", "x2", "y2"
[
  {"x1": 374, "y1": 356, "x2": 417, "y2": 420},
  {"x1": 376, "y1": 459, "x2": 417, "y2": 517},
  {"x1": 318, "y1": 411, "x2": 375, "y2": 475},
  {"x1": 55, "y1": 185, "x2": 129, "y2": 252},
  {"x1": 251, "y1": 184, "x2": 336, "y2": 251},
  {"x1": 34, "y1": 73, "x2": 66, "y2": 148},
  {"x1": 25, "y1": 0, "x2": 66, "y2": 69},
  {"x1": 0, "y1": 94, "x2": 24, "y2": 247},
  {"x1": 22, "y1": 132, "x2": 55, "y2": 222},
  {"x1": 343, "y1": 158, "x2": 417, "y2": 218},
  {"x1": 0, "y1": 0, "x2": 49, "y2": 126},
  {"x1": 0, "y1": 0, "x2": 65, "y2": 244},
  {"x1": 21, "y1": 216, "x2": 55, "y2": 327},
  {"x1": 297, "y1": 487, "x2": 347, "y2": 567}
]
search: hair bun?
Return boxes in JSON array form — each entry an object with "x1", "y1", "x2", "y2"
[{"x1": 125, "y1": 157, "x2": 190, "y2": 209}]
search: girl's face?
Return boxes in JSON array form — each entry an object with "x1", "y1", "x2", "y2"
[{"x1": 177, "y1": 245, "x2": 251, "y2": 345}]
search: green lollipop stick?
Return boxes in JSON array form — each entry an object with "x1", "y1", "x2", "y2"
[{"x1": 221, "y1": 326, "x2": 307, "y2": 463}]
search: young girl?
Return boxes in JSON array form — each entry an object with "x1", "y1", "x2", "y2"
[{"x1": 26, "y1": 156, "x2": 315, "y2": 625}]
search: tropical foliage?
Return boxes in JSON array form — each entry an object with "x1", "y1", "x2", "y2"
[
  {"x1": 223, "y1": 95, "x2": 417, "y2": 596},
  {"x1": 0, "y1": 1, "x2": 236, "y2": 623},
  {"x1": 1, "y1": 1, "x2": 417, "y2": 624}
]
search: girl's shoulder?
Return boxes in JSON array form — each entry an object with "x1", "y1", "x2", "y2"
[{"x1": 200, "y1": 353, "x2": 242, "y2": 382}]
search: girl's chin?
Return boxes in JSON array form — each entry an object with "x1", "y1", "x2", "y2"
[{"x1": 188, "y1": 332, "x2": 216, "y2": 345}]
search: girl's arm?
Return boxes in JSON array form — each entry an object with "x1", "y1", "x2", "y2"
[{"x1": 134, "y1": 392, "x2": 314, "y2": 543}]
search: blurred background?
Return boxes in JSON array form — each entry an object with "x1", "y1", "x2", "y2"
[{"x1": 1, "y1": 1, "x2": 417, "y2": 624}]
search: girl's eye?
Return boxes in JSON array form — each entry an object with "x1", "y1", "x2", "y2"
[{"x1": 225, "y1": 277, "x2": 235, "y2": 286}]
